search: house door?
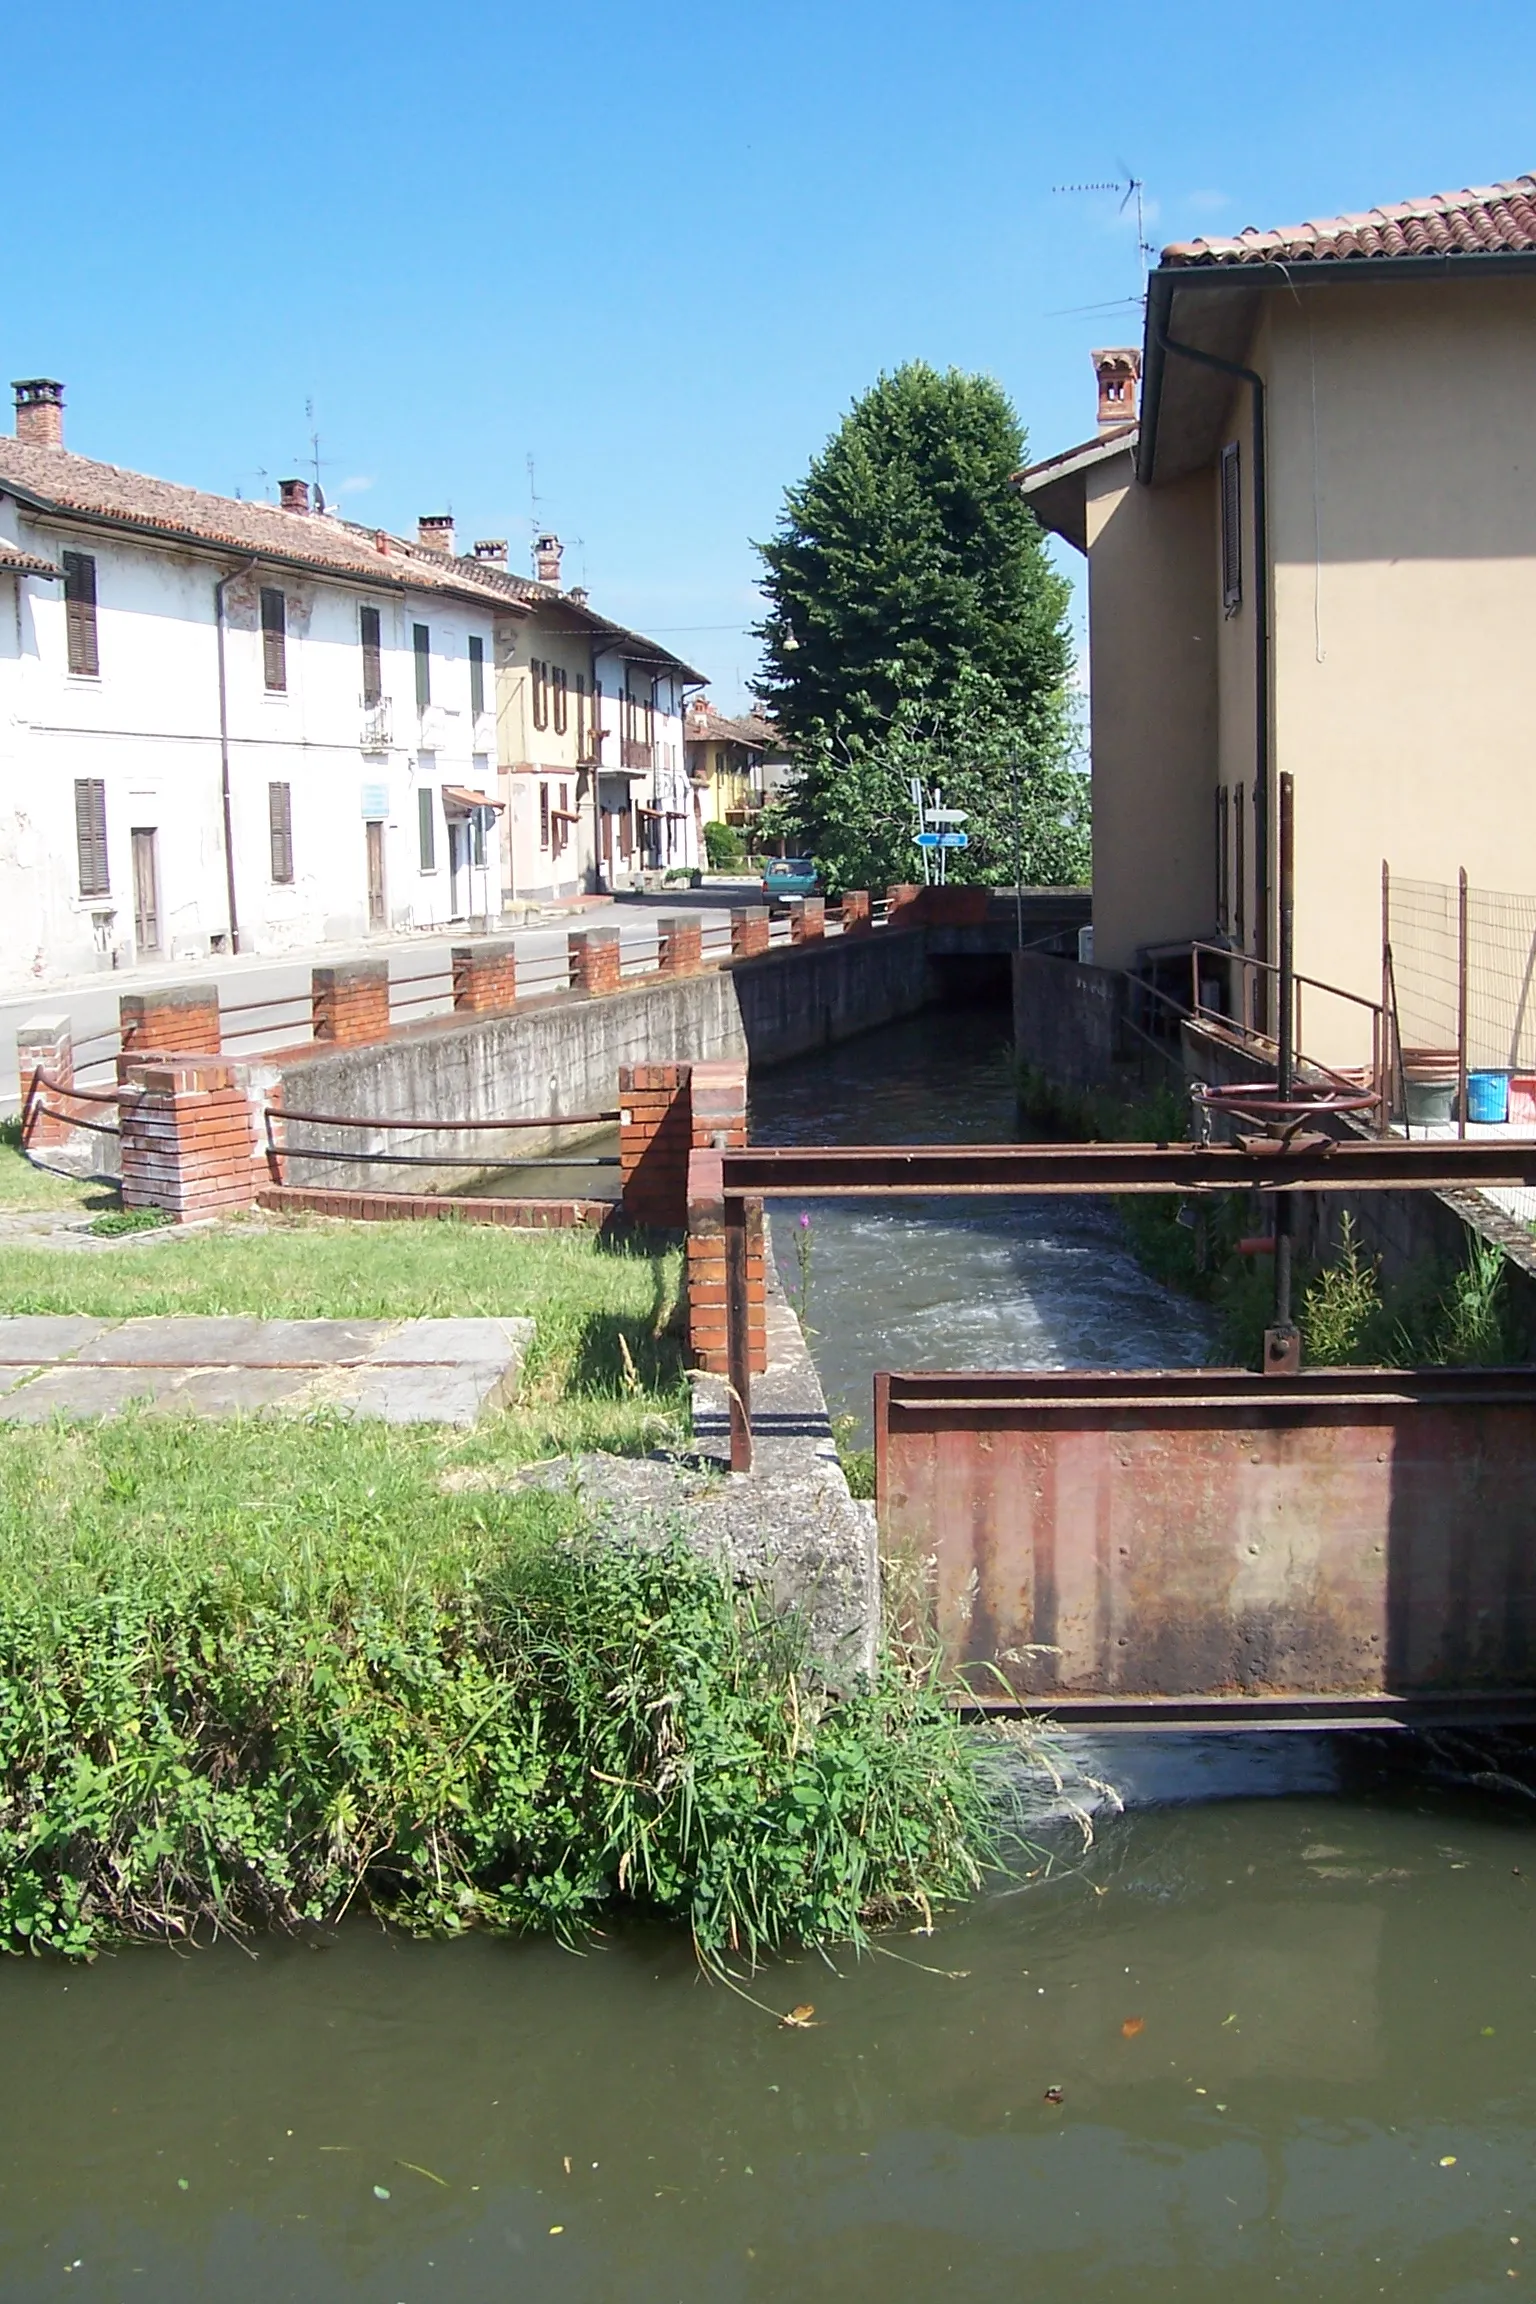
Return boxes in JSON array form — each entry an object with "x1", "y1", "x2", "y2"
[
  {"x1": 448, "y1": 819, "x2": 468, "y2": 917},
  {"x1": 365, "y1": 820, "x2": 387, "y2": 929},
  {"x1": 131, "y1": 828, "x2": 161, "y2": 955}
]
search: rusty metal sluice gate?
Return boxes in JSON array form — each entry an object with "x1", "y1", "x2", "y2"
[{"x1": 719, "y1": 1134, "x2": 1536, "y2": 1728}]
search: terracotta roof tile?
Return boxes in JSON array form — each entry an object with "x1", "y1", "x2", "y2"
[
  {"x1": 0, "y1": 438, "x2": 518, "y2": 610},
  {"x1": 1163, "y1": 172, "x2": 1536, "y2": 268},
  {"x1": 0, "y1": 538, "x2": 61, "y2": 577},
  {"x1": 685, "y1": 705, "x2": 776, "y2": 749}
]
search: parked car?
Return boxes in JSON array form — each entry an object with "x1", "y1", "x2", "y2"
[{"x1": 760, "y1": 857, "x2": 820, "y2": 909}]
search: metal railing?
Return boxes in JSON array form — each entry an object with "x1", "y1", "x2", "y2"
[
  {"x1": 1187, "y1": 941, "x2": 1391, "y2": 1132},
  {"x1": 264, "y1": 1104, "x2": 621, "y2": 1186}
]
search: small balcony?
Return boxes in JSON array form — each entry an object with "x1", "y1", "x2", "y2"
[
  {"x1": 360, "y1": 700, "x2": 393, "y2": 752},
  {"x1": 621, "y1": 739, "x2": 654, "y2": 774}
]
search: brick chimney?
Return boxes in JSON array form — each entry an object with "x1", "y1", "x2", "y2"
[
  {"x1": 534, "y1": 531, "x2": 563, "y2": 585},
  {"x1": 13, "y1": 379, "x2": 64, "y2": 448},
  {"x1": 418, "y1": 514, "x2": 455, "y2": 555},
  {"x1": 1091, "y1": 349, "x2": 1140, "y2": 430},
  {"x1": 473, "y1": 538, "x2": 508, "y2": 565},
  {"x1": 278, "y1": 477, "x2": 310, "y2": 514}
]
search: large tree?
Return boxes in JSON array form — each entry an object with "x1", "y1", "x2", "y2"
[{"x1": 755, "y1": 362, "x2": 1071, "y2": 752}]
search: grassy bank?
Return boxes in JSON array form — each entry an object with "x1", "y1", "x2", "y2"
[
  {"x1": 0, "y1": 1120, "x2": 109, "y2": 1216},
  {"x1": 0, "y1": 1413, "x2": 990, "y2": 1959}
]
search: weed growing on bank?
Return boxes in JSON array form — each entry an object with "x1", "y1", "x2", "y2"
[{"x1": 0, "y1": 1415, "x2": 994, "y2": 1963}]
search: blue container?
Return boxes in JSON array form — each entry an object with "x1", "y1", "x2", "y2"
[{"x1": 1466, "y1": 1069, "x2": 1511, "y2": 1125}]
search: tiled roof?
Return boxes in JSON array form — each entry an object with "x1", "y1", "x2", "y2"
[
  {"x1": 685, "y1": 706, "x2": 776, "y2": 750},
  {"x1": 0, "y1": 439, "x2": 518, "y2": 610},
  {"x1": 458, "y1": 552, "x2": 706, "y2": 682},
  {"x1": 1163, "y1": 172, "x2": 1536, "y2": 268},
  {"x1": 0, "y1": 537, "x2": 61, "y2": 577}
]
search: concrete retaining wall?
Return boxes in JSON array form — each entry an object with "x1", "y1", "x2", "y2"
[{"x1": 1012, "y1": 951, "x2": 1125, "y2": 1093}]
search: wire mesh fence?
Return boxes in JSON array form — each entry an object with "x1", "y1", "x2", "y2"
[{"x1": 1390, "y1": 875, "x2": 1536, "y2": 1074}]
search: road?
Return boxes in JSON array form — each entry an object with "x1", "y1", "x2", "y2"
[{"x1": 1, "y1": 884, "x2": 762, "y2": 1112}]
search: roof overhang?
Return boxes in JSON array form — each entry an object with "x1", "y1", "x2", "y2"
[
  {"x1": 1015, "y1": 427, "x2": 1138, "y2": 553},
  {"x1": 1140, "y1": 248, "x2": 1536, "y2": 485}
]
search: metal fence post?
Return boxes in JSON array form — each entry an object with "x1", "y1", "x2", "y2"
[
  {"x1": 725, "y1": 1193, "x2": 753, "y2": 1474},
  {"x1": 1458, "y1": 866, "x2": 1470, "y2": 1141}
]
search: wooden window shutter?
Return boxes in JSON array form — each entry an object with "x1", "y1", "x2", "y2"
[
  {"x1": 260, "y1": 587, "x2": 287, "y2": 690},
  {"x1": 413, "y1": 623, "x2": 431, "y2": 711},
  {"x1": 74, "y1": 779, "x2": 109, "y2": 896},
  {"x1": 553, "y1": 666, "x2": 568, "y2": 735},
  {"x1": 1220, "y1": 442, "x2": 1243, "y2": 614},
  {"x1": 469, "y1": 634, "x2": 485, "y2": 718},
  {"x1": 418, "y1": 785, "x2": 436, "y2": 872},
  {"x1": 268, "y1": 782, "x2": 294, "y2": 883},
  {"x1": 539, "y1": 783, "x2": 550, "y2": 848},
  {"x1": 360, "y1": 605, "x2": 383, "y2": 707},
  {"x1": 62, "y1": 551, "x2": 100, "y2": 677}
]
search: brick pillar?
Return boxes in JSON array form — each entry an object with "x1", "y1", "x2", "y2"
[
  {"x1": 922, "y1": 884, "x2": 992, "y2": 927},
  {"x1": 658, "y1": 916, "x2": 703, "y2": 977},
  {"x1": 119, "y1": 984, "x2": 221, "y2": 1058},
  {"x1": 840, "y1": 889, "x2": 872, "y2": 935},
  {"x1": 17, "y1": 1015, "x2": 72, "y2": 1148},
  {"x1": 886, "y1": 883, "x2": 924, "y2": 931},
  {"x1": 119, "y1": 1058, "x2": 257, "y2": 1222},
  {"x1": 730, "y1": 906, "x2": 771, "y2": 959},
  {"x1": 312, "y1": 961, "x2": 390, "y2": 1045},
  {"x1": 452, "y1": 939, "x2": 518, "y2": 1013},
  {"x1": 688, "y1": 1056, "x2": 748, "y2": 1154},
  {"x1": 618, "y1": 1063, "x2": 692, "y2": 1227},
  {"x1": 788, "y1": 896, "x2": 826, "y2": 944},
  {"x1": 685, "y1": 1142, "x2": 767, "y2": 1376},
  {"x1": 569, "y1": 928, "x2": 621, "y2": 996}
]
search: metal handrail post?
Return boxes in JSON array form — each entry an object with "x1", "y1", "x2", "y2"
[{"x1": 725, "y1": 1194, "x2": 753, "y2": 1473}]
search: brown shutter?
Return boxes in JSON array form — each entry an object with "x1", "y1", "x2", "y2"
[
  {"x1": 469, "y1": 633, "x2": 485, "y2": 717},
  {"x1": 268, "y1": 782, "x2": 294, "y2": 882},
  {"x1": 413, "y1": 622, "x2": 431, "y2": 711},
  {"x1": 260, "y1": 588, "x2": 287, "y2": 690},
  {"x1": 360, "y1": 605, "x2": 382, "y2": 707},
  {"x1": 62, "y1": 552, "x2": 99, "y2": 677},
  {"x1": 1220, "y1": 442, "x2": 1243, "y2": 614},
  {"x1": 74, "y1": 779, "x2": 109, "y2": 896}
]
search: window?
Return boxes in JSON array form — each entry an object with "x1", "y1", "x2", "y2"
[
  {"x1": 268, "y1": 782, "x2": 294, "y2": 883},
  {"x1": 74, "y1": 779, "x2": 109, "y2": 896},
  {"x1": 468, "y1": 807, "x2": 486, "y2": 869},
  {"x1": 418, "y1": 785, "x2": 437, "y2": 872},
  {"x1": 575, "y1": 672, "x2": 588, "y2": 756},
  {"x1": 1220, "y1": 440, "x2": 1243, "y2": 615},
  {"x1": 413, "y1": 623, "x2": 431, "y2": 712},
  {"x1": 360, "y1": 605, "x2": 383, "y2": 708},
  {"x1": 539, "y1": 783, "x2": 550, "y2": 849},
  {"x1": 62, "y1": 552, "x2": 99, "y2": 677},
  {"x1": 531, "y1": 658, "x2": 549, "y2": 732},
  {"x1": 469, "y1": 633, "x2": 485, "y2": 718},
  {"x1": 260, "y1": 587, "x2": 287, "y2": 690},
  {"x1": 553, "y1": 665, "x2": 568, "y2": 735},
  {"x1": 1215, "y1": 786, "x2": 1229, "y2": 935}
]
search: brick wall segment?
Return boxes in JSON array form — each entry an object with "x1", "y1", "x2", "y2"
[
  {"x1": 886, "y1": 883, "x2": 924, "y2": 931},
  {"x1": 312, "y1": 961, "x2": 391, "y2": 1045},
  {"x1": 658, "y1": 916, "x2": 703, "y2": 977},
  {"x1": 16, "y1": 1015, "x2": 73, "y2": 1148},
  {"x1": 118, "y1": 1057, "x2": 257, "y2": 1222},
  {"x1": 618, "y1": 1059, "x2": 693, "y2": 1228},
  {"x1": 839, "y1": 890, "x2": 872, "y2": 934},
  {"x1": 451, "y1": 940, "x2": 519, "y2": 1014},
  {"x1": 119, "y1": 985, "x2": 221, "y2": 1058},
  {"x1": 788, "y1": 896, "x2": 826, "y2": 943},
  {"x1": 684, "y1": 1140, "x2": 766, "y2": 1375},
  {"x1": 569, "y1": 928, "x2": 621, "y2": 996},
  {"x1": 730, "y1": 907, "x2": 771, "y2": 959}
]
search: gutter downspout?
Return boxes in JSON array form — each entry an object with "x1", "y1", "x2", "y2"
[
  {"x1": 215, "y1": 559, "x2": 258, "y2": 954},
  {"x1": 1152, "y1": 326, "x2": 1271, "y2": 989}
]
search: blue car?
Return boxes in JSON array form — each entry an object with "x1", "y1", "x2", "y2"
[{"x1": 761, "y1": 857, "x2": 820, "y2": 908}]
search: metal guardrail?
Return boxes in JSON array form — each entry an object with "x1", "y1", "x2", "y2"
[{"x1": 264, "y1": 1104, "x2": 621, "y2": 1184}]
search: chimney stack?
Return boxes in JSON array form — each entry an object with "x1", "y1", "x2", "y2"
[
  {"x1": 13, "y1": 379, "x2": 64, "y2": 449},
  {"x1": 1091, "y1": 349, "x2": 1140, "y2": 431},
  {"x1": 568, "y1": 584, "x2": 589, "y2": 605},
  {"x1": 418, "y1": 513, "x2": 455, "y2": 555},
  {"x1": 473, "y1": 538, "x2": 508, "y2": 565},
  {"x1": 278, "y1": 477, "x2": 310, "y2": 514},
  {"x1": 534, "y1": 531, "x2": 563, "y2": 586}
]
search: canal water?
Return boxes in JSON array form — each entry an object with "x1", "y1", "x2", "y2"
[{"x1": 7, "y1": 999, "x2": 1536, "y2": 2299}]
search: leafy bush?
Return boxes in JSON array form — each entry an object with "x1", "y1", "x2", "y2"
[{"x1": 703, "y1": 820, "x2": 746, "y2": 870}]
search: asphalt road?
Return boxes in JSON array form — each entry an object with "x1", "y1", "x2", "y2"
[{"x1": 1, "y1": 884, "x2": 762, "y2": 1113}]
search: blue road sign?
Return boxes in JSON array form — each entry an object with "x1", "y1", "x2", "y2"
[
  {"x1": 915, "y1": 832, "x2": 942, "y2": 849},
  {"x1": 938, "y1": 831, "x2": 969, "y2": 848}
]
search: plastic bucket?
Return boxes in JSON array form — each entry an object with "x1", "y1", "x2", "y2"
[
  {"x1": 1405, "y1": 1076, "x2": 1456, "y2": 1126},
  {"x1": 1466, "y1": 1069, "x2": 1511, "y2": 1125}
]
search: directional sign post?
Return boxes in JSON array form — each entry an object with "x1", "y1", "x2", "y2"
[{"x1": 938, "y1": 832, "x2": 969, "y2": 849}]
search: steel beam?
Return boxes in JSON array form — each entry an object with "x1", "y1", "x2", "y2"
[{"x1": 720, "y1": 1139, "x2": 1536, "y2": 1196}]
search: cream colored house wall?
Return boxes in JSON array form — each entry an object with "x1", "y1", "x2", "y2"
[
  {"x1": 493, "y1": 601, "x2": 597, "y2": 900},
  {"x1": 1084, "y1": 453, "x2": 1219, "y2": 970},
  {"x1": 1263, "y1": 277, "x2": 1536, "y2": 1064}
]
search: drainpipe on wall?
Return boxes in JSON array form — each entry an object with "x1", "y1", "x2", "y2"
[
  {"x1": 1153, "y1": 327, "x2": 1271, "y2": 993},
  {"x1": 215, "y1": 559, "x2": 259, "y2": 955}
]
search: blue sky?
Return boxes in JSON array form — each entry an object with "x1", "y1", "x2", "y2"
[{"x1": 7, "y1": 0, "x2": 1536, "y2": 707}]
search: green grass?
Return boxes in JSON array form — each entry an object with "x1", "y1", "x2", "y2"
[
  {"x1": 0, "y1": 1414, "x2": 994, "y2": 1961},
  {"x1": 0, "y1": 1121, "x2": 111, "y2": 1216}
]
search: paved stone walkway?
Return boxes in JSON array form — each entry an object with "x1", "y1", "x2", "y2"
[{"x1": 0, "y1": 1316, "x2": 533, "y2": 1425}]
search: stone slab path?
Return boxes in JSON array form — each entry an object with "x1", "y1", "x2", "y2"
[{"x1": 0, "y1": 1316, "x2": 533, "y2": 1426}]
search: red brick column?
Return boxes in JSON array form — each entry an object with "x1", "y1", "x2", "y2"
[
  {"x1": 619, "y1": 1063, "x2": 692, "y2": 1227},
  {"x1": 685, "y1": 1143, "x2": 767, "y2": 1376},
  {"x1": 119, "y1": 1059, "x2": 257, "y2": 1222},
  {"x1": 731, "y1": 906, "x2": 771, "y2": 959},
  {"x1": 119, "y1": 984, "x2": 221, "y2": 1057},
  {"x1": 452, "y1": 939, "x2": 518, "y2": 1013},
  {"x1": 658, "y1": 916, "x2": 703, "y2": 976},
  {"x1": 569, "y1": 928, "x2": 621, "y2": 996},
  {"x1": 17, "y1": 1016, "x2": 73, "y2": 1149},
  {"x1": 839, "y1": 889, "x2": 872, "y2": 935},
  {"x1": 688, "y1": 1057, "x2": 748, "y2": 1154},
  {"x1": 312, "y1": 961, "x2": 390, "y2": 1045},
  {"x1": 921, "y1": 885, "x2": 992, "y2": 927},
  {"x1": 788, "y1": 896, "x2": 826, "y2": 944},
  {"x1": 886, "y1": 882, "x2": 924, "y2": 931}
]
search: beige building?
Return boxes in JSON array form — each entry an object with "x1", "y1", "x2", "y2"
[
  {"x1": 1020, "y1": 170, "x2": 1536, "y2": 1066},
  {"x1": 683, "y1": 703, "x2": 774, "y2": 835}
]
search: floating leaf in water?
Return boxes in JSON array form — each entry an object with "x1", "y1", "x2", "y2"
[
  {"x1": 780, "y1": 2004, "x2": 817, "y2": 2029},
  {"x1": 1439, "y1": 2156, "x2": 1458, "y2": 2168},
  {"x1": 396, "y1": 2161, "x2": 448, "y2": 2187},
  {"x1": 373, "y1": 2185, "x2": 391, "y2": 2200},
  {"x1": 1221, "y1": 2013, "x2": 1238, "y2": 2027},
  {"x1": 563, "y1": 2156, "x2": 572, "y2": 2174},
  {"x1": 176, "y1": 2180, "x2": 188, "y2": 2192},
  {"x1": 1043, "y1": 2086, "x2": 1064, "y2": 2105},
  {"x1": 1121, "y1": 2017, "x2": 1145, "y2": 2038},
  {"x1": 549, "y1": 2225, "x2": 564, "y2": 2236},
  {"x1": 1483, "y1": 2027, "x2": 1497, "y2": 2037}
]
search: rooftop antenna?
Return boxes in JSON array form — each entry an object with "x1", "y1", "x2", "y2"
[
  {"x1": 302, "y1": 398, "x2": 327, "y2": 513},
  {"x1": 526, "y1": 453, "x2": 542, "y2": 570},
  {"x1": 1052, "y1": 169, "x2": 1156, "y2": 306}
]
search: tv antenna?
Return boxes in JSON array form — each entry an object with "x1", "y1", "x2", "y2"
[
  {"x1": 292, "y1": 399, "x2": 330, "y2": 512},
  {"x1": 1052, "y1": 169, "x2": 1156, "y2": 304}
]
